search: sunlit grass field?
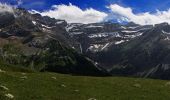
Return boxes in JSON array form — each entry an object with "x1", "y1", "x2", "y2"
[{"x1": 0, "y1": 64, "x2": 170, "y2": 100}]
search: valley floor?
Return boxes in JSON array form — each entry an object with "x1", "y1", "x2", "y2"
[{"x1": 0, "y1": 69, "x2": 170, "y2": 100}]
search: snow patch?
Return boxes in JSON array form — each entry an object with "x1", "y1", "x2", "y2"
[
  {"x1": 101, "y1": 43, "x2": 110, "y2": 50},
  {"x1": 120, "y1": 26, "x2": 127, "y2": 29},
  {"x1": 164, "y1": 37, "x2": 170, "y2": 41},
  {"x1": 162, "y1": 30, "x2": 170, "y2": 34},
  {"x1": 85, "y1": 25, "x2": 103, "y2": 28},
  {"x1": 128, "y1": 26, "x2": 139, "y2": 29},
  {"x1": 66, "y1": 24, "x2": 76, "y2": 32},
  {"x1": 56, "y1": 21, "x2": 64, "y2": 24},
  {"x1": 32, "y1": 21, "x2": 36, "y2": 25},
  {"x1": 115, "y1": 40, "x2": 125, "y2": 45},
  {"x1": 88, "y1": 44, "x2": 103, "y2": 52},
  {"x1": 121, "y1": 30, "x2": 137, "y2": 33},
  {"x1": 88, "y1": 33, "x2": 108, "y2": 38},
  {"x1": 41, "y1": 24, "x2": 54, "y2": 29},
  {"x1": 114, "y1": 32, "x2": 122, "y2": 37},
  {"x1": 71, "y1": 32, "x2": 83, "y2": 35}
]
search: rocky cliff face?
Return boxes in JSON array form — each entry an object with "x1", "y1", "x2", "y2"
[
  {"x1": 66, "y1": 22, "x2": 153, "y2": 53},
  {"x1": 67, "y1": 21, "x2": 170, "y2": 79}
]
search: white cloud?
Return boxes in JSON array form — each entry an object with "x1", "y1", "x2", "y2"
[
  {"x1": 0, "y1": 3, "x2": 14, "y2": 13},
  {"x1": 17, "y1": 0, "x2": 23, "y2": 6},
  {"x1": 108, "y1": 4, "x2": 170, "y2": 25},
  {"x1": 30, "y1": 3, "x2": 170, "y2": 25},
  {"x1": 33, "y1": 3, "x2": 107, "y2": 24}
]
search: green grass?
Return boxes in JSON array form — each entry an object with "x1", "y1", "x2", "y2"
[{"x1": 0, "y1": 67, "x2": 170, "y2": 100}]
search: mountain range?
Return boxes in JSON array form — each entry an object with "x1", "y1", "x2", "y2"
[{"x1": 1, "y1": 7, "x2": 170, "y2": 80}]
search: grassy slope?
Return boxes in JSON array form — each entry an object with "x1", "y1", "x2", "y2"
[{"x1": 0, "y1": 65, "x2": 170, "y2": 100}]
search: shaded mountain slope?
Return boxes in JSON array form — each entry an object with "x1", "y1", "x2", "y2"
[
  {"x1": 92, "y1": 23, "x2": 170, "y2": 79},
  {"x1": 0, "y1": 7, "x2": 107, "y2": 76}
]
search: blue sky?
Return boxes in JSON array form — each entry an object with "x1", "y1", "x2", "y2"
[
  {"x1": 1, "y1": 0, "x2": 170, "y2": 24},
  {"x1": 2, "y1": 0, "x2": 170, "y2": 12}
]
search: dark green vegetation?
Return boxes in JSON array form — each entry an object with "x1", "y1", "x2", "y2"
[
  {"x1": 0, "y1": 65, "x2": 170, "y2": 100},
  {"x1": 0, "y1": 41, "x2": 106, "y2": 76}
]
